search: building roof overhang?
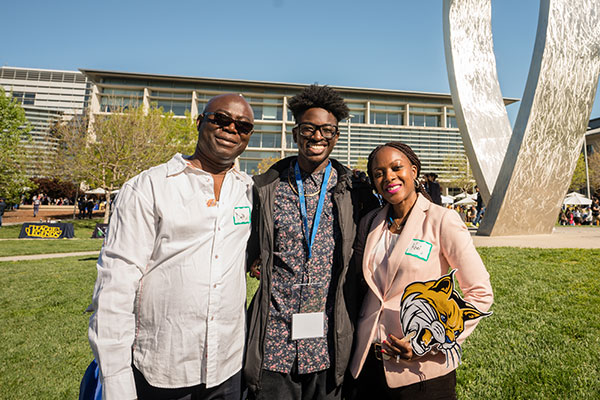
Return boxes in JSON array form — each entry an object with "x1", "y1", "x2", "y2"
[{"x1": 79, "y1": 68, "x2": 520, "y2": 106}]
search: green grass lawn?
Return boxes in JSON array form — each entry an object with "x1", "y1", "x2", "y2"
[
  {"x1": 0, "y1": 219, "x2": 105, "y2": 257},
  {"x1": 0, "y1": 239, "x2": 103, "y2": 257},
  {"x1": 0, "y1": 248, "x2": 599, "y2": 399},
  {"x1": 458, "y1": 248, "x2": 600, "y2": 399}
]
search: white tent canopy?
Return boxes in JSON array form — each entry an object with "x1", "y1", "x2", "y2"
[
  {"x1": 84, "y1": 188, "x2": 120, "y2": 195},
  {"x1": 85, "y1": 188, "x2": 106, "y2": 195},
  {"x1": 563, "y1": 195, "x2": 592, "y2": 206},
  {"x1": 455, "y1": 196, "x2": 476, "y2": 206},
  {"x1": 453, "y1": 192, "x2": 477, "y2": 200},
  {"x1": 441, "y1": 195, "x2": 454, "y2": 205}
]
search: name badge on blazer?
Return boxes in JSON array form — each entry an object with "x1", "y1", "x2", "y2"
[
  {"x1": 405, "y1": 239, "x2": 432, "y2": 261},
  {"x1": 233, "y1": 206, "x2": 251, "y2": 225}
]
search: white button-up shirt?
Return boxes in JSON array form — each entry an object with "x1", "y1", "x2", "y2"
[{"x1": 88, "y1": 154, "x2": 252, "y2": 400}]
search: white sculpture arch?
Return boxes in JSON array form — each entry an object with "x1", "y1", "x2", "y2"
[{"x1": 443, "y1": 0, "x2": 600, "y2": 235}]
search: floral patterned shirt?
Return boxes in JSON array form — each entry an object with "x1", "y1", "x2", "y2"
[{"x1": 262, "y1": 164, "x2": 341, "y2": 374}]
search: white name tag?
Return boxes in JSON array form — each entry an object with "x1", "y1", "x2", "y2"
[
  {"x1": 405, "y1": 239, "x2": 433, "y2": 261},
  {"x1": 233, "y1": 206, "x2": 251, "y2": 225},
  {"x1": 291, "y1": 312, "x2": 325, "y2": 340}
]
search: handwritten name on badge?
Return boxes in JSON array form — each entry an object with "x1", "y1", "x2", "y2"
[
  {"x1": 405, "y1": 239, "x2": 432, "y2": 261},
  {"x1": 233, "y1": 206, "x2": 251, "y2": 225}
]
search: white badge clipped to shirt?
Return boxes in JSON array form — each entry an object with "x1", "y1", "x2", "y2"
[
  {"x1": 291, "y1": 282, "x2": 326, "y2": 340},
  {"x1": 291, "y1": 312, "x2": 325, "y2": 340}
]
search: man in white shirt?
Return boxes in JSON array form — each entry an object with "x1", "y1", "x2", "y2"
[{"x1": 88, "y1": 94, "x2": 255, "y2": 400}]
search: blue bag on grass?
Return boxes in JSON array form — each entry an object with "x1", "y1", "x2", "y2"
[{"x1": 79, "y1": 359, "x2": 102, "y2": 400}]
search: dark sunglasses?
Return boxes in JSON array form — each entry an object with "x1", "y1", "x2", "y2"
[{"x1": 203, "y1": 112, "x2": 254, "y2": 135}]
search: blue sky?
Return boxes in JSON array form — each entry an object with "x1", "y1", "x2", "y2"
[{"x1": 3, "y1": 0, "x2": 599, "y2": 124}]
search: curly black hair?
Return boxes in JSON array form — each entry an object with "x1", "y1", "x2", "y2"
[
  {"x1": 288, "y1": 84, "x2": 349, "y2": 122},
  {"x1": 366, "y1": 141, "x2": 432, "y2": 202}
]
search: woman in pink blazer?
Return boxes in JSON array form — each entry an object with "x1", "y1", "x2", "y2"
[{"x1": 349, "y1": 142, "x2": 493, "y2": 399}]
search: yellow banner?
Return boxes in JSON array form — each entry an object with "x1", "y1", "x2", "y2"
[{"x1": 24, "y1": 225, "x2": 63, "y2": 239}]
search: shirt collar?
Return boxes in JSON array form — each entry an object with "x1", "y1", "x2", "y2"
[
  {"x1": 166, "y1": 153, "x2": 190, "y2": 176},
  {"x1": 166, "y1": 153, "x2": 253, "y2": 187}
]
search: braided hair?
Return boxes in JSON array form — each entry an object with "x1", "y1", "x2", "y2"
[{"x1": 366, "y1": 141, "x2": 432, "y2": 202}]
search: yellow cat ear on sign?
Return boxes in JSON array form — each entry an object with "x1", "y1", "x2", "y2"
[{"x1": 399, "y1": 270, "x2": 491, "y2": 368}]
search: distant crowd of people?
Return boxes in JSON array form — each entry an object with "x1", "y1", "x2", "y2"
[
  {"x1": 29, "y1": 193, "x2": 74, "y2": 217},
  {"x1": 29, "y1": 193, "x2": 72, "y2": 207},
  {"x1": 559, "y1": 197, "x2": 600, "y2": 226},
  {"x1": 422, "y1": 180, "x2": 486, "y2": 226}
]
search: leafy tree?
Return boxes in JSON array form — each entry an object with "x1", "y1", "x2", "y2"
[
  {"x1": 31, "y1": 177, "x2": 77, "y2": 201},
  {"x1": 439, "y1": 154, "x2": 474, "y2": 193},
  {"x1": 0, "y1": 87, "x2": 35, "y2": 204},
  {"x1": 569, "y1": 153, "x2": 587, "y2": 191},
  {"x1": 51, "y1": 105, "x2": 197, "y2": 222},
  {"x1": 252, "y1": 157, "x2": 280, "y2": 175}
]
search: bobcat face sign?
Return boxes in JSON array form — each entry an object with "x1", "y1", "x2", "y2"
[{"x1": 400, "y1": 270, "x2": 491, "y2": 367}]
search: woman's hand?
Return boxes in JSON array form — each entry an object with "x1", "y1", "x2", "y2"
[
  {"x1": 249, "y1": 258, "x2": 261, "y2": 279},
  {"x1": 382, "y1": 332, "x2": 416, "y2": 362}
]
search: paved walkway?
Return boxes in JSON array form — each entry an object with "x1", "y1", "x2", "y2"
[
  {"x1": 1, "y1": 227, "x2": 597, "y2": 262},
  {"x1": 471, "y1": 226, "x2": 600, "y2": 248},
  {"x1": 0, "y1": 251, "x2": 99, "y2": 262}
]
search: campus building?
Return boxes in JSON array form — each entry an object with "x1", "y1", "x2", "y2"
[
  {"x1": 82, "y1": 69, "x2": 520, "y2": 186},
  {"x1": 586, "y1": 117, "x2": 600, "y2": 154},
  {"x1": 0, "y1": 66, "x2": 92, "y2": 175}
]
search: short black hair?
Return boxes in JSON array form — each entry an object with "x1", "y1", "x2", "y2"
[{"x1": 288, "y1": 84, "x2": 349, "y2": 123}]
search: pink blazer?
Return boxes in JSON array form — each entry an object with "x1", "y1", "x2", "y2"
[{"x1": 349, "y1": 194, "x2": 493, "y2": 388}]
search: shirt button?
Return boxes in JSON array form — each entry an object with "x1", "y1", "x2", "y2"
[
  {"x1": 213, "y1": 284, "x2": 217, "y2": 288},
  {"x1": 211, "y1": 316, "x2": 214, "y2": 321},
  {"x1": 215, "y1": 255, "x2": 219, "y2": 259}
]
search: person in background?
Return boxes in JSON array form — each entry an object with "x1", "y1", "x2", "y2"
[
  {"x1": 473, "y1": 186, "x2": 485, "y2": 227},
  {"x1": 86, "y1": 198, "x2": 95, "y2": 219},
  {"x1": 424, "y1": 173, "x2": 442, "y2": 206},
  {"x1": 33, "y1": 195, "x2": 41, "y2": 217},
  {"x1": 0, "y1": 197, "x2": 7, "y2": 228},
  {"x1": 592, "y1": 197, "x2": 600, "y2": 226}
]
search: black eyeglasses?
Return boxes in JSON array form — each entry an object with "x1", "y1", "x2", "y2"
[
  {"x1": 295, "y1": 122, "x2": 339, "y2": 139},
  {"x1": 203, "y1": 112, "x2": 254, "y2": 135}
]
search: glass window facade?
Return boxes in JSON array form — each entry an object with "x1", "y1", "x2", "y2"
[
  {"x1": 84, "y1": 70, "x2": 481, "y2": 184},
  {"x1": 11, "y1": 91, "x2": 35, "y2": 105}
]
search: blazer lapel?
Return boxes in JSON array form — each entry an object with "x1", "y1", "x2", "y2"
[
  {"x1": 383, "y1": 194, "x2": 429, "y2": 296},
  {"x1": 362, "y1": 205, "x2": 389, "y2": 302}
]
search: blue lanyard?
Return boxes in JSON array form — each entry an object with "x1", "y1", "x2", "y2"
[{"x1": 295, "y1": 161, "x2": 332, "y2": 260}]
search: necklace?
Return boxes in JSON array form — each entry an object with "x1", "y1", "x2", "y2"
[
  {"x1": 388, "y1": 216, "x2": 405, "y2": 231},
  {"x1": 288, "y1": 167, "x2": 321, "y2": 197}
]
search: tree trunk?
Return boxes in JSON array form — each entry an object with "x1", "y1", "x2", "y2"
[{"x1": 103, "y1": 191, "x2": 110, "y2": 224}]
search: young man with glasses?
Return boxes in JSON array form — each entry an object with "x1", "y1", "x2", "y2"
[
  {"x1": 245, "y1": 85, "x2": 378, "y2": 399},
  {"x1": 88, "y1": 94, "x2": 254, "y2": 400}
]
